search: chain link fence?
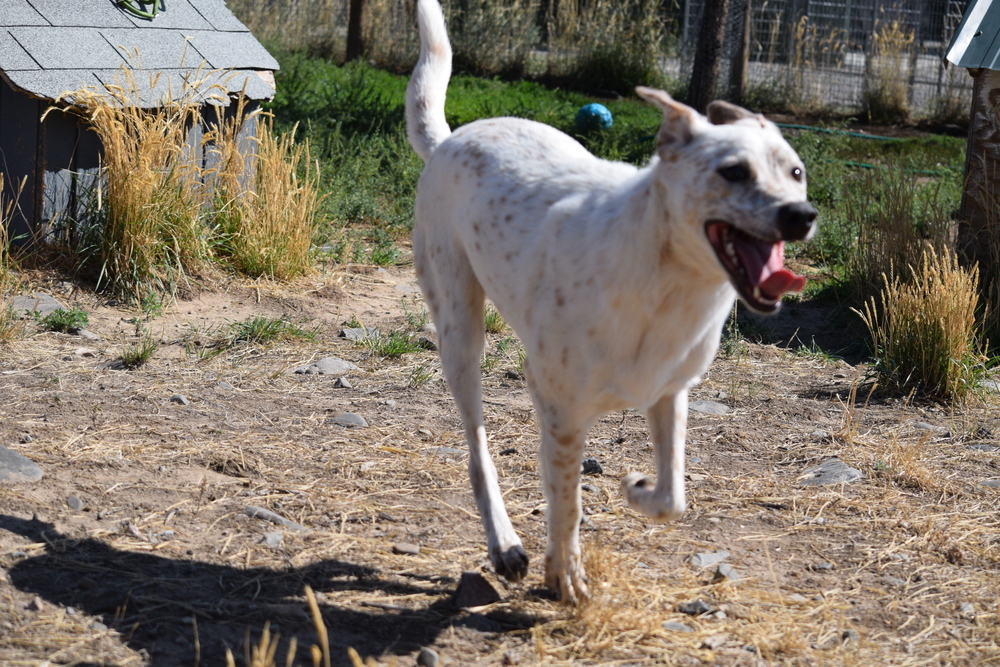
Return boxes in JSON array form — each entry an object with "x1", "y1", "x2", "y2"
[{"x1": 230, "y1": 0, "x2": 973, "y2": 120}]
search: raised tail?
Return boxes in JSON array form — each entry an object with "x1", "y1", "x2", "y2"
[{"x1": 406, "y1": 0, "x2": 453, "y2": 162}]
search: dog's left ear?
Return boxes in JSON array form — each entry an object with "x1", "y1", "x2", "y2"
[
  {"x1": 706, "y1": 100, "x2": 759, "y2": 125},
  {"x1": 636, "y1": 86, "x2": 699, "y2": 149}
]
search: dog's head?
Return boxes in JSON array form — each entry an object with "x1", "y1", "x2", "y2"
[{"x1": 637, "y1": 87, "x2": 816, "y2": 314}]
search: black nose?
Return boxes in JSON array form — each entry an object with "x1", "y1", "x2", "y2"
[{"x1": 777, "y1": 201, "x2": 817, "y2": 241}]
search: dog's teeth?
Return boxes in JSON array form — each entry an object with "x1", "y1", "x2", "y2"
[
  {"x1": 725, "y1": 241, "x2": 736, "y2": 258},
  {"x1": 752, "y1": 286, "x2": 778, "y2": 305}
]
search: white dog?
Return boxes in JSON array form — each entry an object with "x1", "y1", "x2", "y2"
[{"x1": 406, "y1": 0, "x2": 816, "y2": 603}]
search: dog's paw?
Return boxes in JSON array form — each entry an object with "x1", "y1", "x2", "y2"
[
  {"x1": 621, "y1": 472, "x2": 685, "y2": 522},
  {"x1": 491, "y1": 543, "x2": 530, "y2": 582},
  {"x1": 544, "y1": 554, "x2": 589, "y2": 605}
]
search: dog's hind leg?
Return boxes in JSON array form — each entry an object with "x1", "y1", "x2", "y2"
[
  {"x1": 620, "y1": 390, "x2": 688, "y2": 521},
  {"x1": 418, "y1": 249, "x2": 529, "y2": 582}
]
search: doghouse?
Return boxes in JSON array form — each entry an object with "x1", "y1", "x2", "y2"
[
  {"x1": 0, "y1": 0, "x2": 279, "y2": 242},
  {"x1": 946, "y1": 0, "x2": 1000, "y2": 263}
]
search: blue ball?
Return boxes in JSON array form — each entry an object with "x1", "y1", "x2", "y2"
[{"x1": 575, "y1": 103, "x2": 613, "y2": 131}]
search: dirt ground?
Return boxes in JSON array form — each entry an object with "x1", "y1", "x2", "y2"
[{"x1": 0, "y1": 260, "x2": 997, "y2": 667}]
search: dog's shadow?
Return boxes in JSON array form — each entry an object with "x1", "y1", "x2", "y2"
[{"x1": 0, "y1": 515, "x2": 535, "y2": 665}]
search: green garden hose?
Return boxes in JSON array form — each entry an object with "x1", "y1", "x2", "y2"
[{"x1": 118, "y1": 0, "x2": 161, "y2": 20}]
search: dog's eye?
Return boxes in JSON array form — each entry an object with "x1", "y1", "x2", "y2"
[
  {"x1": 792, "y1": 166, "x2": 804, "y2": 181},
  {"x1": 717, "y1": 164, "x2": 751, "y2": 183}
]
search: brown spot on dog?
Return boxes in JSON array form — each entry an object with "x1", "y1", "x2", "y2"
[
  {"x1": 561, "y1": 347, "x2": 569, "y2": 367},
  {"x1": 555, "y1": 290, "x2": 565, "y2": 307},
  {"x1": 556, "y1": 433, "x2": 575, "y2": 447},
  {"x1": 505, "y1": 214, "x2": 513, "y2": 222},
  {"x1": 586, "y1": 327, "x2": 596, "y2": 338},
  {"x1": 473, "y1": 223, "x2": 480, "y2": 233},
  {"x1": 505, "y1": 252, "x2": 513, "y2": 261},
  {"x1": 475, "y1": 241, "x2": 482, "y2": 251},
  {"x1": 659, "y1": 240, "x2": 673, "y2": 266}
]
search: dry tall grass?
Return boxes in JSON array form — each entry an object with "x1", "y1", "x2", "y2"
[
  {"x1": 863, "y1": 19, "x2": 914, "y2": 124},
  {"x1": 51, "y1": 68, "x2": 322, "y2": 300},
  {"x1": 55, "y1": 69, "x2": 210, "y2": 301},
  {"x1": 206, "y1": 105, "x2": 321, "y2": 280},
  {"x1": 855, "y1": 246, "x2": 984, "y2": 401}
]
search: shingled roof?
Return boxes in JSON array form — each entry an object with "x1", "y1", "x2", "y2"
[{"x1": 1, "y1": 0, "x2": 279, "y2": 107}]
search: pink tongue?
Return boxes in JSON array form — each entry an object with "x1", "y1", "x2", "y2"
[{"x1": 737, "y1": 239, "x2": 806, "y2": 298}]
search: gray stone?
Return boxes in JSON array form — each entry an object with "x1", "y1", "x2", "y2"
[
  {"x1": 701, "y1": 635, "x2": 728, "y2": 650},
  {"x1": 581, "y1": 457, "x2": 603, "y2": 475},
  {"x1": 798, "y1": 459, "x2": 863, "y2": 486},
  {"x1": 453, "y1": 570, "x2": 501, "y2": 608},
  {"x1": 90, "y1": 621, "x2": 108, "y2": 631},
  {"x1": 417, "y1": 647, "x2": 440, "y2": 667},
  {"x1": 394, "y1": 283, "x2": 420, "y2": 294},
  {"x1": 809, "y1": 562, "x2": 835, "y2": 571},
  {"x1": 841, "y1": 629, "x2": 859, "y2": 643},
  {"x1": 27, "y1": 596, "x2": 44, "y2": 612},
  {"x1": 714, "y1": 563, "x2": 740, "y2": 582},
  {"x1": 787, "y1": 594, "x2": 809, "y2": 603},
  {"x1": 581, "y1": 483, "x2": 598, "y2": 493},
  {"x1": 432, "y1": 446, "x2": 464, "y2": 457},
  {"x1": 979, "y1": 378, "x2": 1000, "y2": 392},
  {"x1": 11, "y1": 293, "x2": 65, "y2": 317},
  {"x1": 980, "y1": 479, "x2": 1000, "y2": 488},
  {"x1": 958, "y1": 601, "x2": 975, "y2": 617},
  {"x1": 662, "y1": 621, "x2": 695, "y2": 632},
  {"x1": 392, "y1": 542, "x2": 421, "y2": 555},
  {"x1": 216, "y1": 380, "x2": 235, "y2": 391},
  {"x1": 690, "y1": 550, "x2": 730, "y2": 568},
  {"x1": 422, "y1": 322, "x2": 437, "y2": 335},
  {"x1": 78, "y1": 329, "x2": 102, "y2": 341},
  {"x1": 169, "y1": 394, "x2": 190, "y2": 405},
  {"x1": 689, "y1": 401, "x2": 730, "y2": 415},
  {"x1": 340, "y1": 326, "x2": 378, "y2": 342},
  {"x1": 74, "y1": 347, "x2": 97, "y2": 357},
  {"x1": 261, "y1": 531, "x2": 284, "y2": 548},
  {"x1": 913, "y1": 421, "x2": 944, "y2": 432},
  {"x1": 244, "y1": 505, "x2": 310, "y2": 532},
  {"x1": 968, "y1": 444, "x2": 997, "y2": 452},
  {"x1": 66, "y1": 495, "x2": 84, "y2": 511},
  {"x1": 333, "y1": 377, "x2": 353, "y2": 389},
  {"x1": 0, "y1": 445, "x2": 43, "y2": 483},
  {"x1": 677, "y1": 599, "x2": 712, "y2": 616},
  {"x1": 417, "y1": 336, "x2": 437, "y2": 351},
  {"x1": 881, "y1": 576, "x2": 906, "y2": 587},
  {"x1": 329, "y1": 413, "x2": 368, "y2": 428},
  {"x1": 294, "y1": 357, "x2": 360, "y2": 376}
]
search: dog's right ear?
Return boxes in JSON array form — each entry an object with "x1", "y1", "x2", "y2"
[{"x1": 636, "y1": 86, "x2": 699, "y2": 150}]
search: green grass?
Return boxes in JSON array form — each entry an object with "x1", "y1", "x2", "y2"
[
  {"x1": 37, "y1": 309, "x2": 89, "y2": 334},
  {"x1": 362, "y1": 330, "x2": 425, "y2": 359},
  {"x1": 225, "y1": 316, "x2": 318, "y2": 347},
  {"x1": 120, "y1": 336, "x2": 159, "y2": 369}
]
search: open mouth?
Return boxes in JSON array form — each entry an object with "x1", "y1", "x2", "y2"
[{"x1": 706, "y1": 221, "x2": 806, "y2": 314}]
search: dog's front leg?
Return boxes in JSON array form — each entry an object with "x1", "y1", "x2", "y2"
[
  {"x1": 537, "y1": 409, "x2": 590, "y2": 604},
  {"x1": 621, "y1": 390, "x2": 687, "y2": 521}
]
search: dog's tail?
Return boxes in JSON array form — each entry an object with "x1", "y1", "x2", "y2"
[{"x1": 406, "y1": 0, "x2": 453, "y2": 162}]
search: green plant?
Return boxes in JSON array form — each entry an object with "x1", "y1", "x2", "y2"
[
  {"x1": 855, "y1": 246, "x2": 987, "y2": 401},
  {"x1": 408, "y1": 364, "x2": 435, "y2": 388},
  {"x1": 402, "y1": 302, "x2": 429, "y2": 331},
  {"x1": 484, "y1": 304, "x2": 506, "y2": 334},
  {"x1": 140, "y1": 292, "x2": 164, "y2": 318},
  {"x1": 38, "y1": 308, "x2": 89, "y2": 333},
  {"x1": 120, "y1": 335, "x2": 159, "y2": 369},
  {"x1": 362, "y1": 330, "x2": 423, "y2": 359},
  {"x1": 225, "y1": 316, "x2": 318, "y2": 347}
]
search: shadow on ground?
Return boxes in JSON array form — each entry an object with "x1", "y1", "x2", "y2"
[{"x1": 1, "y1": 515, "x2": 535, "y2": 665}]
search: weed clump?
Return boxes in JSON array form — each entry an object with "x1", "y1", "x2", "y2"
[{"x1": 855, "y1": 246, "x2": 986, "y2": 401}]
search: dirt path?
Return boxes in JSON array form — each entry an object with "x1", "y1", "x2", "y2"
[{"x1": 0, "y1": 264, "x2": 997, "y2": 666}]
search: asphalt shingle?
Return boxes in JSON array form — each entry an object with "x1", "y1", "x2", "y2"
[
  {"x1": 1, "y1": 0, "x2": 276, "y2": 104},
  {"x1": 11, "y1": 27, "x2": 126, "y2": 69},
  {"x1": 101, "y1": 28, "x2": 206, "y2": 70},
  {"x1": 0, "y1": 30, "x2": 39, "y2": 70},
  {"x1": 188, "y1": 0, "x2": 249, "y2": 32},
  {"x1": 118, "y1": 0, "x2": 213, "y2": 30},
  {"x1": 26, "y1": 0, "x2": 133, "y2": 28},
  {"x1": 0, "y1": 0, "x2": 49, "y2": 27},
  {"x1": 185, "y1": 31, "x2": 279, "y2": 70}
]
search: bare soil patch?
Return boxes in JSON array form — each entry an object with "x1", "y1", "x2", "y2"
[{"x1": 0, "y1": 264, "x2": 997, "y2": 666}]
